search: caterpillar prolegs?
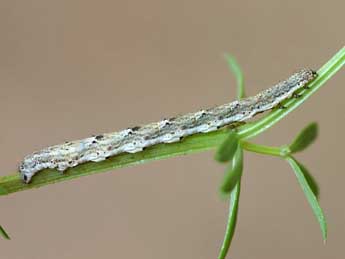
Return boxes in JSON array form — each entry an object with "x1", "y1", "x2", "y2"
[{"x1": 19, "y1": 69, "x2": 317, "y2": 183}]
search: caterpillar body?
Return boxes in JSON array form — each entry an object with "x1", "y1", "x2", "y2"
[{"x1": 19, "y1": 69, "x2": 317, "y2": 183}]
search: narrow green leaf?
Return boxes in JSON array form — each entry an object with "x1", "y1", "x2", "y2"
[
  {"x1": 215, "y1": 131, "x2": 239, "y2": 163},
  {"x1": 223, "y1": 53, "x2": 245, "y2": 99},
  {"x1": 0, "y1": 225, "x2": 10, "y2": 240},
  {"x1": 286, "y1": 156, "x2": 327, "y2": 241},
  {"x1": 218, "y1": 179, "x2": 241, "y2": 259},
  {"x1": 289, "y1": 122, "x2": 318, "y2": 153},
  {"x1": 297, "y1": 161, "x2": 320, "y2": 199},
  {"x1": 220, "y1": 146, "x2": 243, "y2": 195}
]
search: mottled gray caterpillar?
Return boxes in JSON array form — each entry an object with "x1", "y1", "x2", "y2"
[{"x1": 19, "y1": 69, "x2": 317, "y2": 183}]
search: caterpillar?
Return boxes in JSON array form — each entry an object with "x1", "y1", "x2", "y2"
[{"x1": 19, "y1": 69, "x2": 317, "y2": 183}]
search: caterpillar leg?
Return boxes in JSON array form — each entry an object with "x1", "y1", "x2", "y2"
[{"x1": 276, "y1": 103, "x2": 287, "y2": 109}]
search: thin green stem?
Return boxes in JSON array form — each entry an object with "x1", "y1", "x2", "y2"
[
  {"x1": 241, "y1": 141, "x2": 284, "y2": 157},
  {"x1": 238, "y1": 46, "x2": 345, "y2": 140},
  {"x1": 0, "y1": 47, "x2": 343, "y2": 196},
  {"x1": 218, "y1": 179, "x2": 241, "y2": 259}
]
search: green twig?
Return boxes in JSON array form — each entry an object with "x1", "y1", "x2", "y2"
[
  {"x1": 0, "y1": 47, "x2": 343, "y2": 196},
  {"x1": 238, "y1": 46, "x2": 345, "y2": 140},
  {"x1": 241, "y1": 141, "x2": 283, "y2": 157},
  {"x1": 218, "y1": 180, "x2": 241, "y2": 259}
]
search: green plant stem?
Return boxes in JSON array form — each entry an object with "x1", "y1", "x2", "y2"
[
  {"x1": 0, "y1": 47, "x2": 343, "y2": 196},
  {"x1": 218, "y1": 180, "x2": 241, "y2": 259},
  {"x1": 238, "y1": 46, "x2": 345, "y2": 139},
  {"x1": 241, "y1": 141, "x2": 283, "y2": 157}
]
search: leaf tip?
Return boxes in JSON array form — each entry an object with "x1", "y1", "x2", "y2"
[{"x1": 0, "y1": 225, "x2": 11, "y2": 240}]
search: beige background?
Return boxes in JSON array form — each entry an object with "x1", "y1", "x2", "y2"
[{"x1": 0, "y1": 0, "x2": 344, "y2": 258}]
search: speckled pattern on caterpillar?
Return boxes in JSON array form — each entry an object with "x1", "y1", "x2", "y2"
[{"x1": 19, "y1": 69, "x2": 317, "y2": 183}]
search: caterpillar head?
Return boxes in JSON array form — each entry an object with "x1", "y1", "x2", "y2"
[{"x1": 19, "y1": 159, "x2": 38, "y2": 184}]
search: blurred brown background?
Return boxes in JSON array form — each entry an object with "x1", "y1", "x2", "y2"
[{"x1": 0, "y1": 0, "x2": 344, "y2": 258}]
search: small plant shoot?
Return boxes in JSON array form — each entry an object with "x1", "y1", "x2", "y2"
[{"x1": 0, "y1": 47, "x2": 344, "y2": 259}]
